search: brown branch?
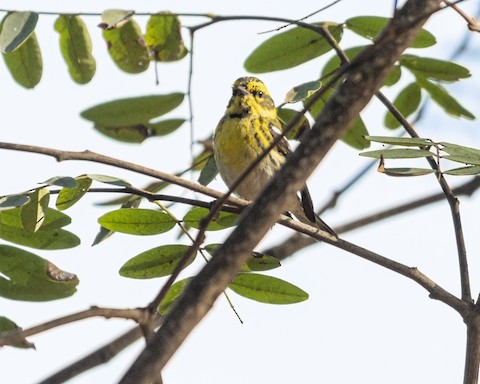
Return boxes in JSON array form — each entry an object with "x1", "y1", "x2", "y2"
[
  {"x1": 119, "y1": 1, "x2": 443, "y2": 382},
  {"x1": 444, "y1": 0, "x2": 480, "y2": 32}
]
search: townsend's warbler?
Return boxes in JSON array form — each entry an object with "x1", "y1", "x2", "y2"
[{"x1": 213, "y1": 76, "x2": 336, "y2": 237}]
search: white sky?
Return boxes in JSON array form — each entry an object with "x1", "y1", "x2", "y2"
[{"x1": 1, "y1": 1, "x2": 480, "y2": 383}]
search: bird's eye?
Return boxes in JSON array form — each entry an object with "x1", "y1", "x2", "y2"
[{"x1": 257, "y1": 91, "x2": 264, "y2": 98}]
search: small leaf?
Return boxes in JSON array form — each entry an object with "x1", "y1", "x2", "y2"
[
  {"x1": 365, "y1": 136, "x2": 434, "y2": 147},
  {"x1": 197, "y1": 154, "x2": 218, "y2": 186},
  {"x1": 86, "y1": 174, "x2": 131, "y2": 187},
  {"x1": 378, "y1": 166, "x2": 436, "y2": 177},
  {"x1": 244, "y1": 23, "x2": 343, "y2": 73},
  {"x1": 284, "y1": 80, "x2": 322, "y2": 104},
  {"x1": 0, "y1": 195, "x2": 29, "y2": 210},
  {"x1": 56, "y1": 176, "x2": 92, "y2": 211},
  {"x1": 360, "y1": 148, "x2": 433, "y2": 159},
  {"x1": 145, "y1": 12, "x2": 187, "y2": 62},
  {"x1": 81, "y1": 94, "x2": 184, "y2": 126},
  {"x1": 3, "y1": 32, "x2": 42, "y2": 88},
  {"x1": 416, "y1": 76, "x2": 474, "y2": 119},
  {"x1": 102, "y1": 19, "x2": 149, "y2": 73},
  {"x1": 443, "y1": 166, "x2": 480, "y2": 176},
  {"x1": 98, "y1": 208, "x2": 176, "y2": 235},
  {"x1": 229, "y1": 273, "x2": 308, "y2": 304},
  {"x1": 21, "y1": 188, "x2": 50, "y2": 233},
  {"x1": 242, "y1": 252, "x2": 281, "y2": 272},
  {"x1": 183, "y1": 207, "x2": 238, "y2": 231},
  {"x1": 119, "y1": 244, "x2": 195, "y2": 279},
  {"x1": 0, "y1": 245, "x2": 78, "y2": 301},
  {"x1": 158, "y1": 278, "x2": 192, "y2": 314},
  {"x1": 43, "y1": 176, "x2": 77, "y2": 188},
  {"x1": 1, "y1": 207, "x2": 72, "y2": 230},
  {"x1": 345, "y1": 16, "x2": 436, "y2": 48},
  {"x1": 98, "y1": 9, "x2": 135, "y2": 30},
  {"x1": 54, "y1": 15, "x2": 96, "y2": 84},
  {"x1": 0, "y1": 316, "x2": 34, "y2": 348},
  {"x1": 401, "y1": 54, "x2": 471, "y2": 82},
  {"x1": 0, "y1": 11, "x2": 38, "y2": 53},
  {"x1": 277, "y1": 108, "x2": 310, "y2": 141},
  {"x1": 384, "y1": 83, "x2": 422, "y2": 129}
]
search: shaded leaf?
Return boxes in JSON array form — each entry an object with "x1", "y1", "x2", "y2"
[
  {"x1": 401, "y1": 54, "x2": 471, "y2": 82},
  {"x1": 1, "y1": 207, "x2": 72, "y2": 230},
  {"x1": 441, "y1": 142, "x2": 480, "y2": 160},
  {"x1": 56, "y1": 176, "x2": 92, "y2": 210},
  {"x1": 3, "y1": 32, "x2": 42, "y2": 88},
  {"x1": 54, "y1": 15, "x2": 96, "y2": 84},
  {"x1": 0, "y1": 316, "x2": 34, "y2": 348},
  {"x1": 0, "y1": 225, "x2": 80, "y2": 250},
  {"x1": 149, "y1": 118, "x2": 185, "y2": 136},
  {"x1": 365, "y1": 136, "x2": 434, "y2": 147},
  {"x1": 0, "y1": 11, "x2": 38, "y2": 53},
  {"x1": 98, "y1": 208, "x2": 176, "y2": 235},
  {"x1": 277, "y1": 108, "x2": 310, "y2": 141},
  {"x1": 443, "y1": 166, "x2": 480, "y2": 176},
  {"x1": 0, "y1": 245, "x2": 78, "y2": 301},
  {"x1": 158, "y1": 278, "x2": 192, "y2": 314},
  {"x1": 21, "y1": 188, "x2": 50, "y2": 233},
  {"x1": 244, "y1": 23, "x2": 343, "y2": 73},
  {"x1": 0, "y1": 195, "x2": 29, "y2": 210},
  {"x1": 43, "y1": 176, "x2": 77, "y2": 188},
  {"x1": 98, "y1": 9, "x2": 134, "y2": 30},
  {"x1": 284, "y1": 80, "x2": 322, "y2": 104},
  {"x1": 384, "y1": 83, "x2": 422, "y2": 129},
  {"x1": 81, "y1": 94, "x2": 184, "y2": 126},
  {"x1": 145, "y1": 12, "x2": 187, "y2": 62},
  {"x1": 378, "y1": 166, "x2": 436, "y2": 177},
  {"x1": 345, "y1": 16, "x2": 436, "y2": 48},
  {"x1": 229, "y1": 273, "x2": 308, "y2": 304},
  {"x1": 87, "y1": 174, "x2": 131, "y2": 187},
  {"x1": 102, "y1": 19, "x2": 149, "y2": 73},
  {"x1": 183, "y1": 207, "x2": 238, "y2": 231},
  {"x1": 360, "y1": 148, "x2": 433, "y2": 159},
  {"x1": 416, "y1": 76, "x2": 474, "y2": 119},
  {"x1": 120, "y1": 244, "x2": 195, "y2": 279},
  {"x1": 197, "y1": 154, "x2": 218, "y2": 186}
]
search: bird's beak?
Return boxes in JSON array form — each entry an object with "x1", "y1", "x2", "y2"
[{"x1": 236, "y1": 85, "x2": 250, "y2": 96}]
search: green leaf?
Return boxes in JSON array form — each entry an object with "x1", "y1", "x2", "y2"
[
  {"x1": 21, "y1": 188, "x2": 50, "y2": 233},
  {"x1": 0, "y1": 316, "x2": 34, "y2": 348},
  {"x1": 365, "y1": 136, "x2": 433, "y2": 146},
  {"x1": 0, "y1": 11, "x2": 38, "y2": 53},
  {"x1": 145, "y1": 12, "x2": 187, "y2": 62},
  {"x1": 149, "y1": 119, "x2": 185, "y2": 136},
  {"x1": 378, "y1": 167, "x2": 436, "y2": 177},
  {"x1": 119, "y1": 244, "x2": 195, "y2": 279},
  {"x1": 1, "y1": 207, "x2": 72, "y2": 230},
  {"x1": 277, "y1": 108, "x2": 310, "y2": 141},
  {"x1": 0, "y1": 195, "x2": 29, "y2": 210},
  {"x1": 56, "y1": 176, "x2": 92, "y2": 211},
  {"x1": 229, "y1": 273, "x2": 308, "y2": 304},
  {"x1": 416, "y1": 76, "x2": 474, "y2": 119},
  {"x1": 284, "y1": 80, "x2": 322, "y2": 104},
  {"x1": 54, "y1": 15, "x2": 96, "y2": 84},
  {"x1": 197, "y1": 154, "x2": 218, "y2": 186},
  {"x1": 244, "y1": 23, "x2": 343, "y2": 73},
  {"x1": 158, "y1": 278, "x2": 192, "y2": 314},
  {"x1": 400, "y1": 54, "x2": 471, "y2": 82},
  {"x1": 0, "y1": 225, "x2": 80, "y2": 250},
  {"x1": 384, "y1": 83, "x2": 422, "y2": 129},
  {"x1": 86, "y1": 174, "x2": 131, "y2": 187},
  {"x1": 441, "y1": 142, "x2": 480, "y2": 162},
  {"x1": 383, "y1": 64, "x2": 402, "y2": 86},
  {"x1": 81, "y1": 94, "x2": 184, "y2": 126},
  {"x1": 442, "y1": 155, "x2": 480, "y2": 166},
  {"x1": 345, "y1": 16, "x2": 436, "y2": 48},
  {"x1": 0, "y1": 245, "x2": 78, "y2": 301},
  {"x1": 183, "y1": 207, "x2": 238, "y2": 231},
  {"x1": 3, "y1": 32, "x2": 42, "y2": 88},
  {"x1": 102, "y1": 19, "x2": 149, "y2": 73},
  {"x1": 360, "y1": 148, "x2": 433, "y2": 159},
  {"x1": 43, "y1": 176, "x2": 77, "y2": 188},
  {"x1": 443, "y1": 166, "x2": 480, "y2": 176},
  {"x1": 98, "y1": 208, "x2": 176, "y2": 235},
  {"x1": 98, "y1": 9, "x2": 135, "y2": 30}
]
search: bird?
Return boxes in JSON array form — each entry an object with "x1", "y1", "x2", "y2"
[{"x1": 213, "y1": 76, "x2": 336, "y2": 237}]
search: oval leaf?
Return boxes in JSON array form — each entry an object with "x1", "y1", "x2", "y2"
[
  {"x1": 120, "y1": 244, "x2": 195, "y2": 279},
  {"x1": 1, "y1": 207, "x2": 72, "y2": 230},
  {"x1": 0, "y1": 245, "x2": 78, "y2": 301},
  {"x1": 0, "y1": 11, "x2": 38, "y2": 53},
  {"x1": 103, "y1": 19, "x2": 149, "y2": 73},
  {"x1": 81, "y1": 93, "x2": 184, "y2": 126},
  {"x1": 183, "y1": 207, "x2": 238, "y2": 231},
  {"x1": 0, "y1": 195, "x2": 29, "y2": 210},
  {"x1": 244, "y1": 23, "x2": 343, "y2": 73},
  {"x1": 400, "y1": 54, "x2": 471, "y2": 82},
  {"x1": 229, "y1": 273, "x2": 308, "y2": 304},
  {"x1": 3, "y1": 32, "x2": 42, "y2": 88},
  {"x1": 98, "y1": 208, "x2": 176, "y2": 235},
  {"x1": 277, "y1": 108, "x2": 310, "y2": 141},
  {"x1": 43, "y1": 176, "x2": 77, "y2": 188},
  {"x1": 197, "y1": 154, "x2": 218, "y2": 186},
  {"x1": 21, "y1": 187, "x2": 50, "y2": 233},
  {"x1": 158, "y1": 278, "x2": 192, "y2": 314},
  {"x1": 56, "y1": 176, "x2": 92, "y2": 211},
  {"x1": 54, "y1": 15, "x2": 96, "y2": 84},
  {"x1": 284, "y1": 80, "x2": 322, "y2": 104},
  {"x1": 99, "y1": 9, "x2": 135, "y2": 30},
  {"x1": 384, "y1": 83, "x2": 422, "y2": 129},
  {"x1": 145, "y1": 12, "x2": 187, "y2": 62},
  {"x1": 86, "y1": 174, "x2": 131, "y2": 187}
]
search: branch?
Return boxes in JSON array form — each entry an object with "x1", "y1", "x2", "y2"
[{"x1": 119, "y1": 1, "x2": 443, "y2": 382}]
